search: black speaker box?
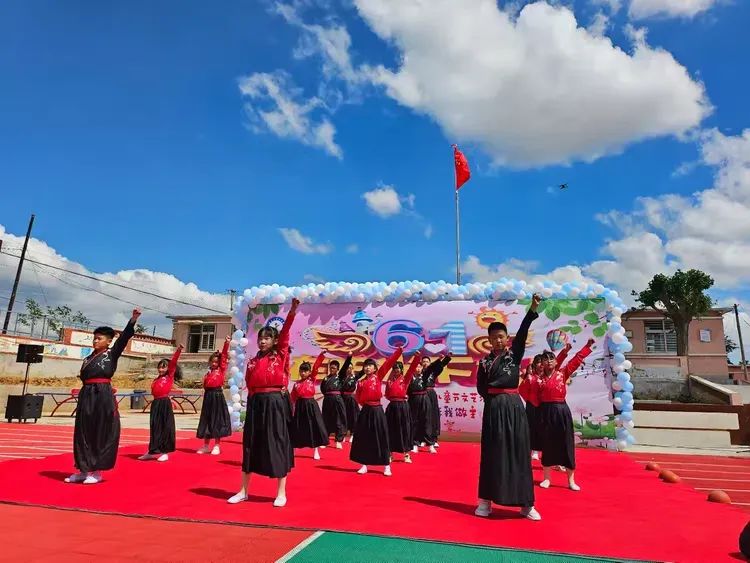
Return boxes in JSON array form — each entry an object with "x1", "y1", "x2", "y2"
[{"x1": 5, "y1": 394, "x2": 44, "y2": 423}]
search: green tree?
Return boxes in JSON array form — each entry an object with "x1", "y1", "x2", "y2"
[
  {"x1": 633, "y1": 269, "x2": 714, "y2": 356},
  {"x1": 16, "y1": 298, "x2": 45, "y2": 330},
  {"x1": 726, "y1": 335, "x2": 739, "y2": 355},
  {"x1": 135, "y1": 323, "x2": 149, "y2": 334}
]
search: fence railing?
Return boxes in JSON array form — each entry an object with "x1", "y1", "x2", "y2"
[{"x1": 0, "y1": 310, "x2": 92, "y2": 341}]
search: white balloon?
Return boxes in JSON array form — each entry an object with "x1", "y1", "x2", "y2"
[
  {"x1": 617, "y1": 440, "x2": 627, "y2": 451},
  {"x1": 612, "y1": 381, "x2": 622, "y2": 391},
  {"x1": 229, "y1": 366, "x2": 240, "y2": 376},
  {"x1": 612, "y1": 307, "x2": 623, "y2": 317},
  {"x1": 613, "y1": 397, "x2": 623, "y2": 408},
  {"x1": 614, "y1": 365, "x2": 624, "y2": 374},
  {"x1": 232, "y1": 402, "x2": 241, "y2": 411},
  {"x1": 622, "y1": 360, "x2": 632, "y2": 370},
  {"x1": 231, "y1": 393, "x2": 241, "y2": 403},
  {"x1": 541, "y1": 287, "x2": 553, "y2": 298},
  {"x1": 612, "y1": 333, "x2": 625, "y2": 344},
  {"x1": 239, "y1": 337, "x2": 249, "y2": 347}
]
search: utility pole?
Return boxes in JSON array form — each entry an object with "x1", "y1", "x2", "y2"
[
  {"x1": 228, "y1": 289, "x2": 237, "y2": 312},
  {"x1": 2, "y1": 214, "x2": 35, "y2": 335},
  {"x1": 735, "y1": 304, "x2": 748, "y2": 382}
]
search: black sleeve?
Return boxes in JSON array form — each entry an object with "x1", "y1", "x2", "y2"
[
  {"x1": 511, "y1": 310, "x2": 539, "y2": 365},
  {"x1": 111, "y1": 319, "x2": 136, "y2": 361},
  {"x1": 354, "y1": 369, "x2": 366, "y2": 382},
  {"x1": 476, "y1": 360, "x2": 488, "y2": 399},
  {"x1": 338, "y1": 355, "x2": 352, "y2": 381}
]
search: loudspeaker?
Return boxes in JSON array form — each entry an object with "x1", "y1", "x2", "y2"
[
  {"x1": 5, "y1": 394, "x2": 44, "y2": 423},
  {"x1": 16, "y1": 344, "x2": 44, "y2": 364}
]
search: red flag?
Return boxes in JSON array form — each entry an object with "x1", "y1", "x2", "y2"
[{"x1": 453, "y1": 145, "x2": 471, "y2": 190}]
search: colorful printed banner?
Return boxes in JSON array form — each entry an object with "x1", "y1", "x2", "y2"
[{"x1": 243, "y1": 297, "x2": 616, "y2": 447}]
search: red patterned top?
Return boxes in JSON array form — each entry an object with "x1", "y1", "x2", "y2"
[
  {"x1": 539, "y1": 345, "x2": 592, "y2": 403},
  {"x1": 291, "y1": 352, "x2": 325, "y2": 402},
  {"x1": 203, "y1": 339, "x2": 229, "y2": 389},
  {"x1": 246, "y1": 310, "x2": 297, "y2": 392},
  {"x1": 356, "y1": 348, "x2": 403, "y2": 405},
  {"x1": 151, "y1": 346, "x2": 183, "y2": 399},
  {"x1": 385, "y1": 353, "x2": 421, "y2": 401}
]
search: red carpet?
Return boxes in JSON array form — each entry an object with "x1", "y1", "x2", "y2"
[{"x1": 0, "y1": 437, "x2": 746, "y2": 562}]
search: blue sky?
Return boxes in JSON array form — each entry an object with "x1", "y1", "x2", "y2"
[{"x1": 1, "y1": 0, "x2": 750, "y2": 337}]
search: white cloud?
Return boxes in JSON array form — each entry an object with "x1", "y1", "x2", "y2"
[
  {"x1": 0, "y1": 224, "x2": 228, "y2": 337},
  {"x1": 424, "y1": 224, "x2": 433, "y2": 239},
  {"x1": 592, "y1": 0, "x2": 622, "y2": 12},
  {"x1": 362, "y1": 185, "x2": 403, "y2": 217},
  {"x1": 345, "y1": 244, "x2": 359, "y2": 254},
  {"x1": 303, "y1": 273, "x2": 326, "y2": 283},
  {"x1": 278, "y1": 228, "x2": 333, "y2": 254},
  {"x1": 353, "y1": 0, "x2": 710, "y2": 167},
  {"x1": 238, "y1": 71, "x2": 343, "y2": 158},
  {"x1": 628, "y1": 0, "x2": 721, "y2": 20},
  {"x1": 587, "y1": 11, "x2": 611, "y2": 36}
]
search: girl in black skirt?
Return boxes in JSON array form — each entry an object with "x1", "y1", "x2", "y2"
[
  {"x1": 422, "y1": 355, "x2": 452, "y2": 451},
  {"x1": 228, "y1": 298, "x2": 299, "y2": 507},
  {"x1": 196, "y1": 336, "x2": 232, "y2": 455},
  {"x1": 320, "y1": 358, "x2": 347, "y2": 449},
  {"x1": 290, "y1": 353, "x2": 328, "y2": 460},
  {"x1": 139, "y1": 345, "x2": 183, "y2": 462},
  {"x1": 385, "y1": 354, "x2": 421, "y2": 464},
  {"x1": 339, "y1": 355, "x2": 361, "y2": 443},
  {"x1": 408, "y1": 357, "x2": 432, "y2": 454},
  {"x1": 519, "y1": 355, "x2": 543, "y2": 461},
  {"x1": 475, "y1": 294, "x2": 542, "y2": 521},
  {"x1": 350, "y1": 347, "x2": 403, "y2": 476},
  {"x1": 538, "y1": 339, "x2": 593, "y2": 492}
]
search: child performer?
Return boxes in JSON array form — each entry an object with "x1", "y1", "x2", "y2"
[
  {"x1": 290, "y1": 352, "x2": 328, "y2": 460},
  {"x1": 408, "y1": 357, "x2": 431, "y2": 453},
  {"x1": 228, "y1": 298, "x2": 300, "y2": 507},
  {"x1": 320, "y1": 358, "x2": 347, "y2": 449},
  {"x1": 66, "y1": 308, "x2": 141, "y2": 484},
  {"x1": 339, "y1": 355, "x2": 361, "y2": 443},
  {"x1": 196, "y1": 336, "x2": 232, "y2": 455},
  {"x1": 421, "y1": 355, "x2": 452, "y2": 452},
  {"x1": 519, "y1": 354, "x2": 544, "y2": 461},
  {"x1": 385, "y1": 354, "x2": 421, "y2": 464},
  {"x1": 475, "y1": 294, "x2": 542, "y2": 521},
  {"x1": 538, "y1": 338, "x2": 594, "y2": 491},
  {"x1": 139, "y1": 344, "x2": 183, "y2": 462},
  {"x1": 350, "y1": 347, "x2": 403, "y2": 476}
]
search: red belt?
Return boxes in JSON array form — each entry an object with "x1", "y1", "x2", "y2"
[
  {"x1": 253, "y1": 387, "x2": 283, "y2": 394},
  {"x1": 488, "y1": 388, "x2": 519, "y2": 395},
  {"x1": 410, "y1": 391, "x2": 427, "y2": 396},
  {"x1": 388, "y1": 398, "x2": 407, "y2": 402},
  {"x1": 84, "y1": 378, "x2": 110, "y2": 385},
  {"x1": 324, "y1": 391, "x2": 341, "y2": 396},
  {"x1": 363, "y1": 401, "x2": 381, "y2": 406},
  {"x1": 342, "y1": 391, "x2": 355, "y2": 396},
  {"x1": 541, "y1": 399, "x2": 566, "y2": 404}
]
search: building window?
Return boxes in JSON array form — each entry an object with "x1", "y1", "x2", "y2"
[
  {"x1": 644, "y1": 320, "x2": 677, "y2": 354},
  {"x1": 188, "y1": 324, "x2": 216, "y2": 353}
]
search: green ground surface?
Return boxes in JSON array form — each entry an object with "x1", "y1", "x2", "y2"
[{"x1": 288, "y1": 531, "x2": 641, "y2": 563}]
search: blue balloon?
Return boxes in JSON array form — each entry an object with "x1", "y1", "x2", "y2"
[
  {"x1": 610, "y1": 322, "x2": 622, "y2": 333},
  {"x1": 614, "y1": 391, "x2": 624, "y2": 401},
  {"x1": 614, "y1": 352, "x2": 626, "y2": 364},
  {"x1": 616, "y1": 372, "x2": 630, "y2": 384},
  {"x1": 621, "y1": 403, "x2": 633, "y2": 412},
  {"x1": 621, "y1": 391, "x2": 633, "y2": 403},
  {"x1": 623, "y1": 381, "x2": 634, "y2": 393},
  {"x1": 621, "y1": 341, "x2": 633, "y2": 353},
  {"x1": 626, "y1": 435, "x2": 636, "y2": 445},
  {"x1": 620, "y1": 411, "x2": 633, "y2": 422}
]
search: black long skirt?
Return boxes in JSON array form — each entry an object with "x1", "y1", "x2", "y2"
[
  {"x1": 478, "y1": 393, "x2": 535, "y2": 507},
  {"x1": 525, "y1": 402, "x2": 542, "y2": 452},
  {"x1": 73, "y1": 382, "x2": 120, "y2": 473},
  {"x1": 350, "y1": 404, "x2": 390, "y2": 466},
  {"x1": 196, "y1": 387, "x2": 232, "y2": 440},
  {"x1": 148, "y1": 397, "x2": 176, "y2": 454},
  {"x1": 426, "y1": 388, "x2": 440, "y2": 444},
  {"x1": 291, "y1": 398, "x2": 328, "y2": 448},
  {"x1": 409, "y1": 394, "x2": 433, "y2": 446},
  {"x1": 386, "y1": 400, "x2": 412, "y2": 453},
  {"x1": 242, "y1": 391, "x2": 294, "y2": 477},
  {"x1": 342, "y1": 394, "x2": 359, "y2": 433},
  {"x1": 322, "y1": 394, "x2": 346, "y2": 442},
  {"x1": 539, "y1": 402, "x2": 576, "y2": 470}
]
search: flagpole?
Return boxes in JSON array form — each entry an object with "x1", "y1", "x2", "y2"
[{"x1": 455, "y1": 184, "x2": 461, "y2": 285}]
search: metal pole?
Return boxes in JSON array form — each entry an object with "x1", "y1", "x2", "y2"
[
  {"x1": 228, "y1": 289, "x2": 237, "y2": 312},
  {"x1": 22, "y1": 362, "x2": 30, "y2": 396},
  {"x1": 2, "y1": 214, "x2": 35, "y2": 334},
  {"x1": 735, "y1": 304, "x2": 748, "y2": 381},
  {"x1": 455, "y1": 189, "x2": 461, "y2": 285}
]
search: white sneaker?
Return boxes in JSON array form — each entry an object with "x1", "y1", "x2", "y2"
[
  {"x1": 434, "y1": 442, "x2": 440, "y2": 448},
  {"x1": 404, "y1": 455, "x2": 412, "y2": 464},
  {"x1": 83, "y1": 472, "x2": 102, "y2": 485},
  {"x1": 211, "y1": 445, "x2": 221, "y2": 456},
  {"x1": 384, "y1": 465, "x2": 392, "y2": 477},
  {"x1": 411, "y1": 446, "x2": 418, "y2": 453},
  {"x1": 429, "y1": 445, "x2": 437, "y2": 454},
  {"x1": 420, "y1": 442, "x2": 426, "y2": 447},
  {"x1": 520, "y1": 507, "x2": 542, "y2": 521},
  {"x1": 64, "y1": 472, "x2": 86, "y2": 483},
  {"x1": 335, "y1": 441, "x2": 343, "y2": 450},
  {"x1": 196, "y1": 446, "x2": 211, "y2": 454},
  {"x1": 569, "y1": 482, "x2": 581, "y2": 491},
  {"x1": 138, "y1": 453, "x2": 155, "y2": 461},
  {"x1": 531, "y1": 451, "x2": 539, "y2": 460},
  {"x1": 313, "y1": 448, "x2": 321, "y2": 460},
  {"x1": 157, "y1": 454, "x2": 169, "y2": 462},
  {"x1": 539, "y1": 479, "x2": 551, "y2": 489},
  {"x1": 357, "y1": 465, "x2": 368, "y2": 474},
  {"x1": 227, "y1": 492, "x2": 248, "y2": 504},
  {"x1": 474, "y1": 500, "x2": 492, "y2": 517},
  {"x1": 273, "y1": 496, "x2": 287, "y2": 507},
  {"x1": 349, "y1": 435, "x2": 354, "y2": 443}
]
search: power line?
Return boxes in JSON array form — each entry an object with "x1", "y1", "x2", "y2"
[{"x1": 0, "y1": 248, "x2": 227, "y2": 314}]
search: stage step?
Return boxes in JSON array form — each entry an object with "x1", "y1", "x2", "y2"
[{"x1": 633, "y1": 409, "x2": 739, "y2": 449}]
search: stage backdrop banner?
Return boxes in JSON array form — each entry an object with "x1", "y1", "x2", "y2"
[{"x1": 242, "y1": 297, "x2": 616, "y2": 447}]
